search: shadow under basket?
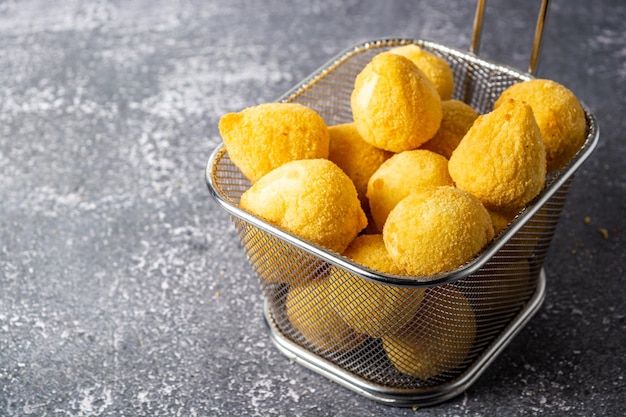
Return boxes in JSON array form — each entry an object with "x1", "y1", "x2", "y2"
[{"x1": 205, "y1": 38, "x2": 599, "y2": 407}]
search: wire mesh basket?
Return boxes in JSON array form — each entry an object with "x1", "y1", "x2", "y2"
[{"x1": 205, "y1": 6, "x2": 599, "y2": 407}]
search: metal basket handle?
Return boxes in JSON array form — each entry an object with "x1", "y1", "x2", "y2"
[{"x1": 470, "y1": 0, "x2": 551, "y2": 75}]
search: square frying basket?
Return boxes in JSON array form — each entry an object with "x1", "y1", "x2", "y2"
[{"x1": 205, "y1": 38, "x2": 599, "y2": 407}]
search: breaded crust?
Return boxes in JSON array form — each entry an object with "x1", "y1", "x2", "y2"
[
  {"x1": 420, "y1": 99, "x2": 479, "y2": 159},
  {"x1": 367, "y1": 149, "x2": 453, "y2": 232},
  {"x1": 328, "y1": 122, "x2": 392, "y2": 212},
  {"x1": 383, "y1": 186, "x2": 494, "y2": 276},
  {"x1": 382, "y1": 286, "x2": 476, "y2": 380},
  {"x1": 219, "y1": 102, "x2": 329, "y2": 183},
  {"x1": 448, "y1": 99, "x2": 547, "y2": 211},
  {"x1": 495, "y1": 79, "x2": 586, "y2": 172},
  {"x1": 327, "y1": 234, "x2": 425, "y2": 338},
  {"x1": 239, "y1": 159, "x2": 367, "y2": 254},
  {"x1": 351, "y1": 52, "x2": 442, "y2": 152},
  {"x1": 389, "y1": 43, "x2": 455, "y2": 100},
  {"x1": 286, "y1": 278, "x2": 367, "y2": 353}
]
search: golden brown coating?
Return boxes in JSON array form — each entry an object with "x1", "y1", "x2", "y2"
[
  {"x1": 218, "y1": 102, "x2": 330, "y2": 183},
  {"x1": 367, "y1": 150, "x2": 454, "y2": 232},
  {"x1": 327, "y1": 234, "x2": 425, "y2": 338},
  {"x1": 286, "y1": 278, "x2": 367, "y2": 353},
  {"x1": 328, "y1": 123, "x2": 393, "y2": 212},
  {"x1": 245, "y1": 231, "x2": 325, "y2": 286},
  {"x1": 351, "y1": 52, "x2": 442, "y2": 153},
  {"x1": 495, "y1": 79, "x2": 586, "y2": 172},
  {"x1": 383, "y1": 186, "x2": 494, "y2": 276},
  {"x1": 382, "y1": 286, "x2": 476, "y2": 380},
  {"x1": 483, "y1": 205, "x2": 551, "y2": 262},
  {"x1": 239, "y1": 159, "x2": 367, "y2": 254},
  {"x1": 448, "y1": 99, "x2": 547, "y2": 212},
  {"x1": 488, "y1": 209, "x2": 517, "y2": 236},
  {"x1": 420, "y1": 100, "x2": 479, "y2": 159},
  {"x1": 389, "y1": 44, "x2": 455, "y2": 100}
]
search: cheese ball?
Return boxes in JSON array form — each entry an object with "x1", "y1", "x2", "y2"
[
  {"x1": 240, "y1": 159, "x2": 367, "y2": 254},
  {"x1": 218, "y1": 102, "x2": 329, "y2": 183},
  {"x1": 488, "y1": 209, "x2": 516, "y2": 236},
  {"x1": 382, "y1": 286, "x2": 476, "y2": 380},
  {"x1": 327, "y1": 234, "x2": 425, "y2": 338},
  {"x1": 351, "y1": 52, "x2": 442, "y2": 152},
  {"x1": 420, "y1": 100, "x2": 479, "y2": 159},
  {"x1": 389, "y1": 43, "x2": 455, "y2": 100},
  {"x1": 494, "y1": 79, "x2": 586, "y2": 172},
  {"x1": 448, "y1": 99, "x2": 547, "y2": 212},
  {"x1": 367, "y1": 149, "x2": 454, "y2": 232},
  {"x1": 383, "y1": 186, "x2": 494, "y2": 276},
  {"x1": 286, "y1": 278, "x2": 367, "y2": 353},
  {"x1": 328, "y1": 123, "x2": 393, "y2": 212},
  {"x1": 484, "y1": 205, "x2": 551, "y2": 263},
  {"x1": 245, "y1": 231, "x2": 325, "y2": 286}
]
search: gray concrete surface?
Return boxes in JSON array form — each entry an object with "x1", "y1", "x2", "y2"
[{"x1": 1, "y1": 1, "x2": 624, "y2": 416}]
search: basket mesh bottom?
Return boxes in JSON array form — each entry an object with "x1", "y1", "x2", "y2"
[{"x1": 230, "y1": 196, "x2": 560, "y2": 389}]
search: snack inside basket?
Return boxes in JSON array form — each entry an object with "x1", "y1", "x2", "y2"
[{"x1": 206, "y1": 38, "x2": 599, "y2": 406}]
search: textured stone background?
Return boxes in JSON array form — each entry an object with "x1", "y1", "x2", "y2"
[{"x1": 1, "y1": 0, "x2": 624, "y2": 416}]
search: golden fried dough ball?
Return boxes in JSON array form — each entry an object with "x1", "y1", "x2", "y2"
[
  {"x1": 327, "y1": 234, "x2": 425, "y2": 338},
  {"x1": 367, "y1": 150, "x2": 453, "y2": 232},
  {"x1": 239, "y1": 159, "x2": 367, "y2": 254},
  {"x1": 495, "y1": 79, "x2": 586, "y2": 172},
  {"x1": 448, "y1": 99, "x2": 547, "y2": 212},
  {"x1": 218, "y1": 102, "x2": 329, "y2": 183},
  {"x1": 383, "y1": 186, "x2": 494, "y2": 276},
  {"x1": 351, "y1": 52, "x2": 442, "y2": 152},
  {"x1": 420, "y1": 100, "x2": 479, "y2": 159},
  {"x1": 382, "y1": 286, "x2": 476, "y2": 380},
  {"x1": 484, "y1": 205, "x2": 551, "y2": 262},
  {"x1": 488, "y1": 209, "x2": 516, "y2": 235},
  {"x1": 245, "y1": 231, "x2": 325, "y2": 286},
  {"x1": 286, "y1": 278, "x2": 367, "y2": 353},
  {"x1": 389, "y1": 44, "x2": 455, "y2": 100},
  {"x1": 328, "y1": 123, "x2": 393, "y2": 212}
]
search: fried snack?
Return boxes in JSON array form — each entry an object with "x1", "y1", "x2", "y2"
[
  {"x1": 245, "y1": 231, "x2": 326, "y2": 286},
  {"x1": 239, "y1": 159, "x2": 367, "y2": 254},
  {"x1": 327, "y1": 234, "x2": 425, "y2": 338},
  {"x1": 485, "y1": 205, "x2": 552, "y2": 262},
  {"x1": 218, "y1": 102, "x2": 330, "y2": 183},
  {"x1": 328, "y1": 123, "x2": 393, "y2": 212},
  {"x1": 383, "y1": 186, "x2": 494, "y2": 276},
  {"x1": 286, "y1": 278, "x2": 367, "y2": 353},
  {"x1": 389, "y1": 44, "x2": 455, "y2": 100},
  {"x1": 488, "y1": 209, "x2": 517, "y2": 236},
  {"x1": 367, "y1": 150, "x2": 454, "y2": 232},
  {"x1": 382, "y1": 286, "x2": 476, "y2": 380},
  {"x1": 494, "y1": 79, "x2": 586, "y2": 172},
  {"x1": 448, "y1": 99, "x2": 547, "y2": 212},
  {"x1": 351, "y1": 52, "x2": 442, "y2": 152},
  {"x1": 420, "y1": 100, "x2": 479, "y2": 159}
]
